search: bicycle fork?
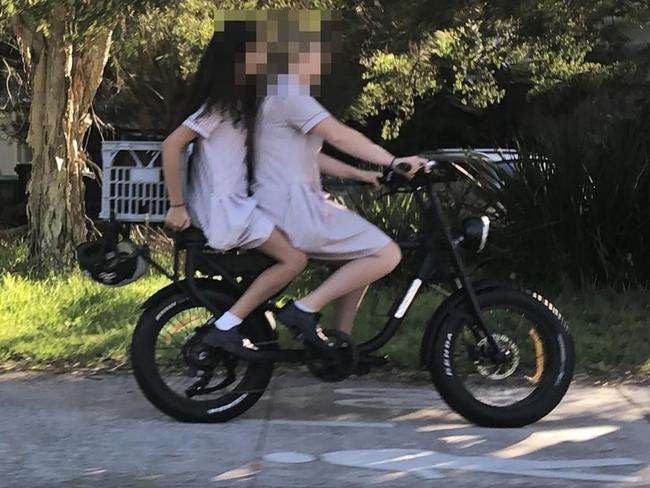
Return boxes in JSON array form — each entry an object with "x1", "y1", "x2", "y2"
[{"x1": 424, "y1": 181, "x2": 503, "y2": 355}]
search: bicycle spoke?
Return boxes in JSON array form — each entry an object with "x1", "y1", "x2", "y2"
[{"x1": 452, "y1": 305, "x2": 549, "y2": 407}]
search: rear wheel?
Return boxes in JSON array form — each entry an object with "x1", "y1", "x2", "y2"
[
  {"x1": 430, "y1": 286, "x2": 574, "y2": 427},
  {"x1": 131, "y1": 286, "x2": 276, "y2": 423}
]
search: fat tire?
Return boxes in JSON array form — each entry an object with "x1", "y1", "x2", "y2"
[
  {"x1": 131, "y1": 288, "x2": 275, "y2": 423},
  {"x1": 430, "y1": 286, "x2": 574, "y2": 427}
]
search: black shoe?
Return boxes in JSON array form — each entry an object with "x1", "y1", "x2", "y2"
[
  {"x1": 201, "y1": 326, "x2": 259, "y2": 359},
  {"x1": 276, "y1": 301, "x2": 333, "y2": 351}
]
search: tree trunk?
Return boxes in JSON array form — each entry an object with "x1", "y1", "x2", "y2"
[{"x1": 12, "y1": 6, "x2": 112, "y2": 271}]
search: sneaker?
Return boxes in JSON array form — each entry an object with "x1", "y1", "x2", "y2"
[
  {"x1": 276, "y1": 301, "x2": 333, "y2": 351},
  {"x1": 201, "y1": 326, "x2": 259, "y2": 359}
]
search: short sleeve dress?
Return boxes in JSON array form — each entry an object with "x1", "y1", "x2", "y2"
[
  {"x1": 252, "y1": 95, "x2": 391, "y2": 260},
  {"x1": 182, "y1": 106, "x2": 274, "y2": 251}
]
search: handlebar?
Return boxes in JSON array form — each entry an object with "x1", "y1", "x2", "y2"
[
  {"x1": 376, "y1": 160, "x2": 440, "y2": 192},
  {"x1": 324, "y1": 160, "x2": 441, "y2": 192},
  {"x1": 395, "y1": 160, "x2": 439, "y2": 173}
]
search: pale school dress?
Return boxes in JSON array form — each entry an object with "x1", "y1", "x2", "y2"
[
  {"x1": 252, "y1": 95, "x2": 391, "y2": 260},
  {"x1": 182, "y1": 106, "x2": 274, "y2": 250}
]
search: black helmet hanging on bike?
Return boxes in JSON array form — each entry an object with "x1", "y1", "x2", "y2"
[{"x1": 77, "y1": 238, "x2": 149, "y2": 287}]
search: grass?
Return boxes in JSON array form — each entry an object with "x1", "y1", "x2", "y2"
[
  {"x1": 0, "y1": 239, "x2": 648, "y2": 379},
  {"x1": 327, "y1": 285, "x2": 650, "y2": 377},
  {"x1": 0, "y1": 239, "x2": 168, "y2": 368},
  {"x1": 0, "y1": 266, "x2": 167, "y2": 369}
]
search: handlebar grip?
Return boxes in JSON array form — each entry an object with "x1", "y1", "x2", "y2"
[{"x1": 396, "y1": 162, "x2": 411, "y2": 172}]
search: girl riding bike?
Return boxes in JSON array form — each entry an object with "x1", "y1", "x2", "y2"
[
  {"x1": 161, "y1": 19, "x2": 307, "y2": 357},
  {"x1": 86, "y1": 13, "x2": 574, "y2": 427},
  {"x1": 252, "y1": 25, "x2": 427, "y2": 349}
]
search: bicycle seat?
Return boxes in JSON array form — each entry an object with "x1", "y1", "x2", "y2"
[{"x1": 176, "y1": 226, "x2": 276, "y2": 277}]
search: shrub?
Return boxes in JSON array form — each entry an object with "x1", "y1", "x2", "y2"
[{"x1": 467, "y1": 110, "x2": 650, "y2": 287}]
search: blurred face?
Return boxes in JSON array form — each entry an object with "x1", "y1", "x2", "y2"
[
  {"x1": 299, "y1": 41, "x2": 322, "y2": 77},
  {"x1": 288, "y1": 40, "x2": 322, "y2": 86},
  {"x1": 215, "y1": 10, "x2": 339, "y2": 93},
  {"x1": 244, "y1": 41, "x2": 268, "y2": 75}
]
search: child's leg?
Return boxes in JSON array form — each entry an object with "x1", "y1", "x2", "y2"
[
  {"x1": 204, "y1": 229, "x2": 307, "y2": 350},
  {"x1": 332, "y1": 286, "x2": 368, "y2": 335},
  {"x1": 298, "y1": 241, "x2": 401, "y2": 316},
  {"x1": 274, "y1": 242, "x2": 399, "y2": 348},
  {"x1": 225, "y1": 229, "x2": 307, "y2": 320}
]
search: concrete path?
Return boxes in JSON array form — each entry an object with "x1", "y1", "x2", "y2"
[{"x1": 0, "y1": 371, "x2": 648, "y2": 487}]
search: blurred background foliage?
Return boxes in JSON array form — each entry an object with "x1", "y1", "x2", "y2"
[{"x1": 2, "y1": 0, "x2": 650, "y2": 289}]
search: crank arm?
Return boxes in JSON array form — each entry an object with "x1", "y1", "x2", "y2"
[
  {"x1": 185, "y1": 371, "x2": 215, "y2": 398},
  {"x1": 196, "y1": 373, "x2": 237, "y2": 395},
  {"x1": 197, "y1": 355, "x2": 239, "y2": 394}
]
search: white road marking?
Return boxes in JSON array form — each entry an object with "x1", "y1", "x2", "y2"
[
  {"x1": 265, "y1": 448, "x2": 643, "y2": 483},
  {"x1": 263, "y1": 452, "x2": 317, "y2": 464},
  {"x1": 212, "y1": 463, "x2": 258, "y2": 482}
]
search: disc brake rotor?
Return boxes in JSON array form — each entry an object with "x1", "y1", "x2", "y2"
[{"x1": 475, "y1": 333, "x2": 520, "y2": 380}]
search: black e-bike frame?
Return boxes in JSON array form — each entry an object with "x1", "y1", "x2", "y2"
[{"x1": 141, "y1": 159, "x2": 502, "y2": 363}]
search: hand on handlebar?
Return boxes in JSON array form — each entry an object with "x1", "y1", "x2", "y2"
[
  {"x1": 393, "y1": 156, "x2": 429, "y2": 178},
  {"x1": 356, "y1": 169, "x2": 383, "y2": 189}
]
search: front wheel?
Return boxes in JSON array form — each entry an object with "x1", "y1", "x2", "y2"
[{"x1": 430, "y1": 286, "x2": 574, "y2": 427}]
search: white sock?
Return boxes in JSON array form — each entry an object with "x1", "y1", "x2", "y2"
[
  {"x1": 215, "y1": 311, "x2": 243, "y2": 331},
  {"x1": 294, "y1": 300, "x2": 315, "y2": 313}
]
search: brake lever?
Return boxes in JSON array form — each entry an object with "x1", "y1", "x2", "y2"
[{"x1": 381, "y1": 160, "x2": 435, "y2": 194}]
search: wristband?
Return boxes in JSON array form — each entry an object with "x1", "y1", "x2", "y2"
[
  {"x1": 170, "y1": 203, "x2": 185, "y2": 208},
  {"x1": 388, "y1": 157, "x2": 398, "y2": 169}
]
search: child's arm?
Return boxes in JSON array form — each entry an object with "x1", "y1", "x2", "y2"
[
  {"x1": 311, "y1": 117, "x2": 426, "y2": 177},
  {"x1": 161, "y1": 125, "x2": 197, "y2": 230},
  {"x1": 317, "y1": 153, "x2": 381, "y2": 188},
  {"x1": 283, "y1": 95, "x2": 426, "y2": 176},
  {"x1": 313, "y1": 119, "x2": 394, "y2": 167}
]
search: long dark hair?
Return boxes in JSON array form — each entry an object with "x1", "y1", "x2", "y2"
[
  {"x1": 184, "y1": 21, "x2": 260, "y2": 187},
  {"x1": 185, "y1": 21, "x2": 257, "y2": 124}
]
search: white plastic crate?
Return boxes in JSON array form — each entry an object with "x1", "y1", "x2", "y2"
[{"x1": 99, "y1": 141, "x2": 189, "y2": 222}]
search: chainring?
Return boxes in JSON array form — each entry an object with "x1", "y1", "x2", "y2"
[
  {"x1": 304, "y1": 329, "x2": 359, "y2": 383},
  {"x1": 181, "y1": 326, "x2": 222, "y2": 371}
]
